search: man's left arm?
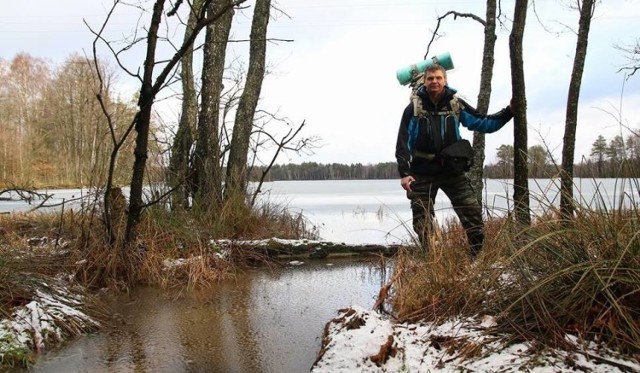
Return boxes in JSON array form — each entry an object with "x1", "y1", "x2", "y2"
[{"x1": 458, "y1": 98, "x2": 513, "y2": 133}]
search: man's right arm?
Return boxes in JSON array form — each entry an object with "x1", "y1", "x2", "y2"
[{"x1": 395, "y1": 104, "x2": 414, "y2": 178}]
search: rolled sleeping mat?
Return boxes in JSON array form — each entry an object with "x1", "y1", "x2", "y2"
[{"x1": 396, "y1": 52, "x2": 454, "y2": 85}]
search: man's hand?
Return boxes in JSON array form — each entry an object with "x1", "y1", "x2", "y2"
[{"x1": 401, "y1": 175, "x2": 415, "y2": 192}]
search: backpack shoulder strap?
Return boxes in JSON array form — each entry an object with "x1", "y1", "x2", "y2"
[
  {"x1": 410, "y1": 73, "x2": 425, "y2": 117},
  {"x1": 449, "y1": 95, "x2": 463, "y2": 116}
]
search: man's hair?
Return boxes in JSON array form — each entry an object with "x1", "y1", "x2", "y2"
[{"x1": 425, "y1": 64, "x2": 447, "y2": 79}]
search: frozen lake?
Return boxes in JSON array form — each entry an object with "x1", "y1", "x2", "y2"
[{"x1": 2, "y1": 178, "x2": 638, "y2": 244}]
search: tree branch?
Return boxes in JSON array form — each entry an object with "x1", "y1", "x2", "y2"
[{"x1": 424, "y1": 11, "x2": 486, "y2": 59}]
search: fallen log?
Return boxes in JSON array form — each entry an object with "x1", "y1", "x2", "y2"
[{"x1": 211, "y1": 238, "x2": 404, "y2": 259}]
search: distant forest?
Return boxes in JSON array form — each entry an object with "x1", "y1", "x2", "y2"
[{"x1": 251, "y1": 138, "x2": 640, "y2": 181}]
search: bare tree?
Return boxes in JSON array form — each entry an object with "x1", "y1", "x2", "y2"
[
  {"x1": 470, "y1": 0, "x2": 499, "y2": 202},
  {"x1": 510, "y1": 0, "x2": 531, "y2": 226},
  {"x1": 89, "y1": 0, "x2": 247, "y2": 246},
  {"x1": 0, "y1": 52, "x2": 137, "y2": 190},
  {"x1": 248, "y1": 119, "x2": 311, "y2": 206},
  {"x1": 225, "y1": 0, "x2": 272, "y2": 202},
  {"x1": 617, "y1": 37, "x2": 640, "y2": 78},
  {"x1": 168, "y1": 0, "x2": 204, "y2": 210},
  {"x1": 560, "y1": 0, "x2": 597, "y2": 218},
  {"x1": 193, "y1": 0, "x2": 235, "y2": 212},
  {"x1": 0, "y1": 54, "x2": 50, "y2": 183}
]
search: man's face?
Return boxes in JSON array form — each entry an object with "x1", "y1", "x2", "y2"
[{"x1": 424, "y1": 69, "x2": 446, "y2": 96}]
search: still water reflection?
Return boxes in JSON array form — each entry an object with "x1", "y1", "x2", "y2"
[{"x1": 28, "y1": 258, "x2": 389, "y2": 373}]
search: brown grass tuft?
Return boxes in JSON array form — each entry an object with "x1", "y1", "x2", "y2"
[{"x1": 390, "y1": 191, "x2": 640, "y2": 356}]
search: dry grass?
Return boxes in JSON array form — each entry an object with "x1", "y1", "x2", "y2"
[
  {"x1": 0, "y1": 215, "x2": 106, "y2": 321},
  {"x1": 0, "y1": 194, "x2": 316, "y2": 299},
  {"x1": 390, "y1": 200, "x2": 640, "y2": 355},
  {"x1": 201, "y1": 192, "x2": 318, "y2": 241},
  {"x1": 390, "y1": 218, "x2": 491, "y2": 323}
]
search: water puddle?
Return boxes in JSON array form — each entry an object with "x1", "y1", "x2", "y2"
[{"x1": 25, "y1": 258, "x2": 390, "y2": 372}]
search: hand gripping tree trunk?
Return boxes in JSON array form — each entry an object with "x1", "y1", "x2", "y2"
[
  {"x1": 169, "y1": 0, "x2": 204, "y2": 210},
  {"x1": 193, "y1": 0, "x2": 235, "y2": 212},
  {"x1": 225, "y1": 0, "x2": 271, "y2": 202},
  {"x1": 509, "y1": 0, "x2": 531, "y2": 226},
  {"x1": 560, "y1": 0, "x2": 596, "y2": 219}
]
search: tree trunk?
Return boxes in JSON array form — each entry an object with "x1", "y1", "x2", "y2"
[
  {"x1": 126, "y1": 0, "x2": 165, "y2": 244},
  {"x1": 193, "y1": 0, "x2": 234, "y2": 212},
  {"x1": 469, "y1": 0, "x2": 498, "y2": 203},
  {"x1": 509, "y1": 0, "x2": 531, "y2": 226},
  {"x1": 169, "y1": 0, "x2": 204, "y2": 210},
  {"x1": 225, "y1": 0, "x2": 271, "y2": 202},
  {"x1": 560, "y1": 0, "x2": 596, "y2": 218}
]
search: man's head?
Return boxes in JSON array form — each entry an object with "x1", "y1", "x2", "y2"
[{"x1": 423, "y1": 64, "x2": 447, "y2": 98}]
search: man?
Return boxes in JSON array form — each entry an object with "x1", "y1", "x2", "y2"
[{"x1": 395, "y1": 64, "x2": 513, "y2": 257}]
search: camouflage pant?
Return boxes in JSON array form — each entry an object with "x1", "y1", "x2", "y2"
[{"x1": 407, "y1": 173, "x2": 484, "y2": 256}]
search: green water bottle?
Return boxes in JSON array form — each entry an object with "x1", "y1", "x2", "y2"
[{"x1": 396, "y1": 52, "x2": 454, "y2": 85}]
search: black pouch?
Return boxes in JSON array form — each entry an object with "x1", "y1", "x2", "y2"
[{"x1": 439, "y1": 139, "x2": 474, "y2": 174}]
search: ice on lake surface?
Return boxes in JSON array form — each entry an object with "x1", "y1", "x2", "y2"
[{"x1": 2, "y1": 178, "x2": 637, "y2": 245}]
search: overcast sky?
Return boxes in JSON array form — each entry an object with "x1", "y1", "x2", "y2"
[{"x1": 2, "y1": 0, "x2": 640, "y2": 166}]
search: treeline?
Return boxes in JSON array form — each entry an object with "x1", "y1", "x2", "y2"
[
  {"x1": 252, "y1": 137, "x2": 640, "y2": 181},
  {"x1": 483, "y1": 136, "x2": 640, "y2": 179},
  {"x1": 0, "y1": 53, "x2": 142, "y2": 187},
  {"x1": 251, "y1": 162, "x2": 399, "y2": 181}
]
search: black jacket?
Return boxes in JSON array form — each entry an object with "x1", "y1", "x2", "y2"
[{"x1": 395, "y1": 86, "x2": 513, "y2": 177}]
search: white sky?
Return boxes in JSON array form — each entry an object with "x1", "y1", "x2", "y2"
[{"x1": 2, "y1": 0, "x2": 640, "y2": 166}]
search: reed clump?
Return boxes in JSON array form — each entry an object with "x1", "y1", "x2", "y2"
[
  {"x1": 391, "y1": 197, "x2": 640, "y2": 355},
  {"x1": 0, "y1": 194, "x2": 316, "y2": 293}
]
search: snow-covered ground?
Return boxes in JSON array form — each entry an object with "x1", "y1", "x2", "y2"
[
  {"x1": 0, "y1": 236, "x2": 100, "y2": 366},
  {"x1": 4, "y1": 292, "x2": 638, "y2": 372},
  {"x1": 2, "y1": 236, "x2": 639, "y2": 372},
  {"x1": 312, "y1": 306, "x2": 640, "y2": 373},
  {"x1": 0, "y1": 284, "x2": 100, "y2": 362}
]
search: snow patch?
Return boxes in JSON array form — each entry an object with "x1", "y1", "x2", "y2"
[
  {"x1": 0, "y1": 284, "x2": 99, "y2": 360},
  {"x1": 312, "y1": 306, "x2": 640, "y2": 373}
]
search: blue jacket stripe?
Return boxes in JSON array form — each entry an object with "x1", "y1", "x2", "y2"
[{"x1": 407, "y1": 117, "x2": 418, "y2": 152}]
